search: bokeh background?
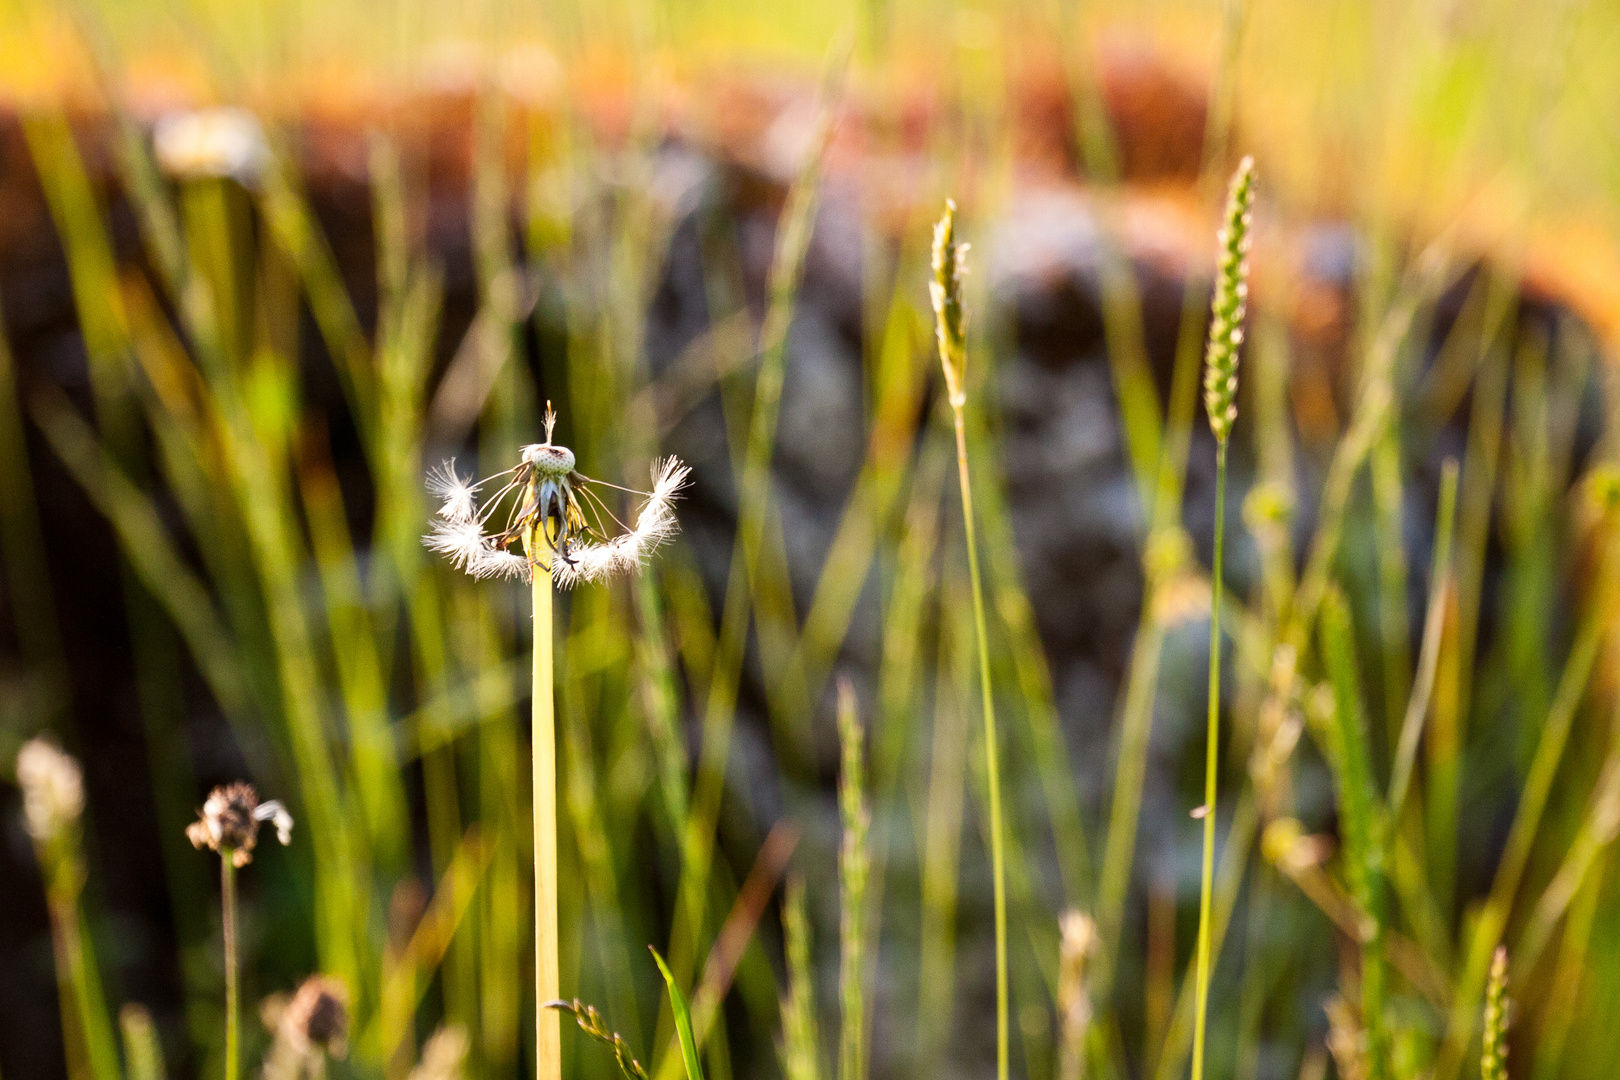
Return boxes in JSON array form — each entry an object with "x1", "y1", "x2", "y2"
[{"x1": 3, "y1": 1, "x2": 1620, "y2": 1079}]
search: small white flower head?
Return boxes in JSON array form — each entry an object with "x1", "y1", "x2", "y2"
[
  {"x1": 186, "y1": 782, "x2": 292, "y2": 867},
  {"x1": 16, "y1": 737, "x2": 83, "y2": 845},
  {"x1": 423, "y1": 405, "x2": 687, "y2": 588},
  {"x1": 153, "y1": 107, "x2": 270, "y2": 184}
]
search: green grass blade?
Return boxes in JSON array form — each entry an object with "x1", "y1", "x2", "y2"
[
  {"x1": 1318, "y1": 587, "x2": 1389, "y2": 1080},
  {"x1": 652, "y1": 947, "x2": 707, "y2": 1080}
]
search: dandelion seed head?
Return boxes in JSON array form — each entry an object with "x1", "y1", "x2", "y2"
[
  {"x1": 522, "y1": 443, "x2": 576, "y2": 479},
  {"x1": 424, "y1": 415, "x2": 683, "y2": 589},
  {"x1": 16, "y1": 738, "x2": 83, "y2": 844}
]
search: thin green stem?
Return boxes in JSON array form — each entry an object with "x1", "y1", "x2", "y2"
[
  {"x1": 222, "y1": 858, "x2": 239, "y2": 1080},
  {"x1": 951, "y1": 406, "x2": 1008, "y2": 1080},
  {"x1": 1190, "y1": 440, "x2": 1227, "y2": 1080}
]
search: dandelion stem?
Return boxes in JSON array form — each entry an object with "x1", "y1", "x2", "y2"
[
  {"x1": 533, "y1": 562, "x2": 561, "y2": 1080},
  {"x1": 1190, "y1": 440, "x2": 1226, "y2": 1080},
  {"x1": 222, "y1": 858, "x2": 239, "y2": 1080}
]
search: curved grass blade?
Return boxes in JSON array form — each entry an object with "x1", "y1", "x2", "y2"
[{"x1": 652, "y1": 947, "x2": 706, "y2": 1080}]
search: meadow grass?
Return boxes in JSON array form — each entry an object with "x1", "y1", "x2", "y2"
[{"x1": 5, "y1": 3, "x2": 1620, "y2": 1080}]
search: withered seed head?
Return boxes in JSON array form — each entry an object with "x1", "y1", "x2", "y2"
[
  {"x1": 282, "y1": 975, "x2": 349, "y2": 1059},
  {"x1": 186, "y1": 782, "x2": 293, "y2": 867}
]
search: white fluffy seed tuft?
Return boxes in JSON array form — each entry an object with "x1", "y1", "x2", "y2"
[
  {"x1": 553, "y1": 458, "x2": 689, "y2": 588},
  {"x1": 426, "y1": 461, "x2": 479, "y2": 524}
]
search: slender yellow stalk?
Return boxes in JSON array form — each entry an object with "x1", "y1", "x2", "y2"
[
  {"x1": 532, "y1": 562, "x2": 561, "y2": 1080},
  {"x1": 1191, "y1": 157, "x2": 1254, "y2": 1080},
  {"x1": 930, "y1": 199, "x2": 1008, "y2": 1080}
]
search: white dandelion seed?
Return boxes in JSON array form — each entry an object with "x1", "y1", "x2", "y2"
[
  {"x1": 553, "y1": 457, "x2": 689, "y2": 588},
  {"x1": 256, "y1": 800, "x2": 295, "y2": 846},
  {"x1": 427, "y1": 461, "x2": 479, "y2": 523},
  {"x1": 185, "y1": 782, "x2": 293, "y2": 867},
  {"x1": 424, "y1": 518, "x2": 495, "y2": 572},
  {"x1": 468, "y1": 547, "x2": 533, "y2": 581}
]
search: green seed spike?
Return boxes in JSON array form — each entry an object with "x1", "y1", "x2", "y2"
[
  {"x1": 1202, "y1": 156, "x2": 1255, "y2": 445},
  {"x1": 1481, "y1": 946, "x2": 1510, "y2": 1080},
  {"x1": 930, "y1": 199, "x2": 970, "y2": 409},
  {"x1": 543, "y1": 999, "x2": 650, "y2": 1080}
]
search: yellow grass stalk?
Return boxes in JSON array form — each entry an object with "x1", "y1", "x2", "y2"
[
  {"x1": 1191, "y1": 157, "x2": 1254, "y2": 1080},
  {"x1": 930, "y1": 198, "x2": 1009, "y2": 1080}
]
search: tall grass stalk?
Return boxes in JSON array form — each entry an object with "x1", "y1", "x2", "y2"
[
  {"x1": 916, "y1": 567, "x2": 966, "y2": 1072},
  {"x1": 929, "y1": 199, "x2": 1009, "y2": 1080},
  {"x1": 779, "y1": 878, "x2": 821, "y2": 1080},
  {"x1": 1190, "y1": 157, "x2": 1253, "y2": 1080},
  {"x1": 1319, "y1": 588, "x2": 1389, "y2": 1079},
  {"x1": 837, "y1": 680, "x2": 870, "y2": 1080},
  {"x1": 19, "y1": 740, "x2": 119, "y2": 1080},
  {"x1": 1388, "y1": 459, "x2": 1460, "y2": 820},
  {"x1": 119, "y1": 1005, "x2": 167, "y2": 1080}
]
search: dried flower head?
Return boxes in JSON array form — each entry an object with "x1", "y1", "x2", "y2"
[
  {"x1": 930, "y1": 199, "x2": 971, "y2": 409},
  {"x1": 424, "y1": 405, "x2": 687, "y2": 588},
  {"x1": 282, "y1": 975, "x2": 349, "y2": 1059},
  {"x1": 16, "y1": 737, "x2": 84, "y2": 845},
  {"x1": 186, "y1": 782, "x2": 293, "y2": 867},
  {"x1": 1202, "y1": 157, "x2": 1255, "y2": 445},
  {"x1": 153, "y1": 107, "x2": 269, "y2": 183}
]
